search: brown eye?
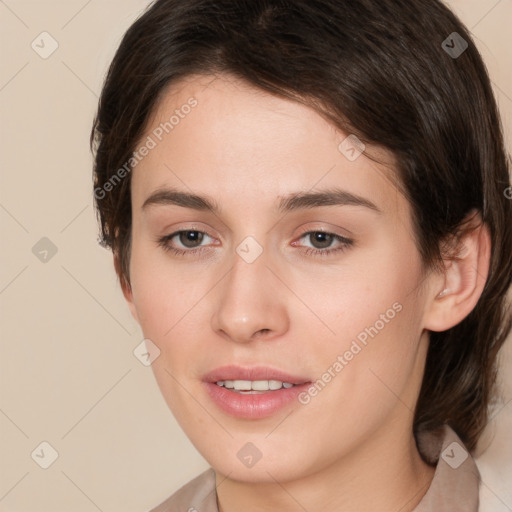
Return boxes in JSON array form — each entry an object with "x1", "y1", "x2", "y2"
[
  {"x1": 293, "y1": 230, "x2": 354, "y2": 257},
  {"x1": 309, "y1": 232, "x2": 335, "y2": 249},
  {"x1": 157, "y1": 229, "x2": 214, "y2": 255},
  {"x1": 178, "y1": 231, "x2": 204, "y2": 248}
]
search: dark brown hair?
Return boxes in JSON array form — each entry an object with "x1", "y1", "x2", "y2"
[{"x1": 91, "y1": 0, "x2": 512, "y2": 451}]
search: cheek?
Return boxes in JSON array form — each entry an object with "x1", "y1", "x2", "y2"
[
  {"x1": 293, "y1": 239, "x2": 426, "y2": 408},
  {"x1": 287, "y1": 232, "x2": 421, "y2": 336},
  {"x1": 128, "y1": 242, "x2": 214, "y2": 389},
  {"x1": 291, "y1": 301, "x2": 426, "y2": 455},
  {"x1": 129, "y1": 253, "x2": 207, "y2": 422},
  {"x1": 129, "y1": 240, "x2": 196, "y2": 335}
]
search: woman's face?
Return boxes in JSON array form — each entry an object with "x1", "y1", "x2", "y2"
[{"x1": 126, "y1": 74, "x2": 436, "y2": 482}]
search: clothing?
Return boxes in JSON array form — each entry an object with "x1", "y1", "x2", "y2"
[{"x1": 148, "y1": 425, "x2": 479, "y2": 511}]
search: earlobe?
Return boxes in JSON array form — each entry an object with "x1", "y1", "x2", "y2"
[{"x1": 423, "y1": 213, "x2": 491, "y2": 332}]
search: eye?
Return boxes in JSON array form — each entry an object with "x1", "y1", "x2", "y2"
[
  {"x1": 293, "y1": 230, "x2": 353, "y2": 257},
  {"x1": 157, "y1": 229, "x2": 215, "y2": 255}
]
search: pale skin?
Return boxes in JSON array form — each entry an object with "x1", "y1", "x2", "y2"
[{"x1": 120, "y1": 74, "x2": 490, "y2": 512}]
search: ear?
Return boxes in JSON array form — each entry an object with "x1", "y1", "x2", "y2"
[
  {"x1": 113, "y1": 253, "x2": 139, "y2": 323},
  {"x1": 423, "y1": 211, "x2": 491, "y2": 332}
]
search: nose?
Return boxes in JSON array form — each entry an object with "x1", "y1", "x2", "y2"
[{"x1": 210, "y1": 247, "x2": 290, "y2": 344}]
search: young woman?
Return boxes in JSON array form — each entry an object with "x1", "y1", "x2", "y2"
[{"x1": 91, "y1": 1, "x2": 512, "y2": 510}]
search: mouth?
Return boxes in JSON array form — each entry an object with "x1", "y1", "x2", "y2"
[
  {"x1": 215, "y1": 379, "x2": 302, "y2": 393},
  {"x1": 202, "y1": 365, "x2": 312, "y2": 419}
]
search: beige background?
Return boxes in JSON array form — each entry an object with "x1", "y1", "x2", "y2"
[{"x1": 0, "y1": 1, "x2": 511, "y2": 511}]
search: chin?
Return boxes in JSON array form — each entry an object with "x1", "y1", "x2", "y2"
[{"x1": 199, "y1": 439, "x2": 318, "y2": 484}]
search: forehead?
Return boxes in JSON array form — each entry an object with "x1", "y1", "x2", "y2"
[{"x1": 131, "y1": 74, "x2": 408, "y2": 219}]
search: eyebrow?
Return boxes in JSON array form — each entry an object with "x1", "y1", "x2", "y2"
[{"x1": 142, "y1": 187, "x2": 381, "y2": 214}]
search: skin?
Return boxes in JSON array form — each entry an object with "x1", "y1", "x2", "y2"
[{"x1": 121, "y1": 74, "x2": 490, "y2": 512}]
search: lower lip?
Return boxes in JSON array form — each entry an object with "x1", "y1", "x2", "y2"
[{"x1": 203, "y1": 382, "x2": 310, "y2": 419}]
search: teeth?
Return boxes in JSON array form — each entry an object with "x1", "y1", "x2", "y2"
[
  {"x1": 251, "y1": 380, "x2": 270, "y2": 391},
  {"x1": 215, "y1": 379, "x2": 296, "y2": 391},
  {"x1": 233, "y1": 380, "x2": 252, "y2": 391},
  {"x1": 269, "y1": 380, "x2": 283, "y2": 390}
]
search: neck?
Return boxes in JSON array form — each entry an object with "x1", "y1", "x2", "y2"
[{"x1": 215, "y1": 421, "x2": 435, "y2": 512}]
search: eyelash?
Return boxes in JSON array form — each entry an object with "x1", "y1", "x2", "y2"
[{"x1": 156, "y1": 229, "x2": 353, "y2": 258}]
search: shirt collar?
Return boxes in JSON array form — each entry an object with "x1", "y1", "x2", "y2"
[{"x1": 413, "y1": 424, "x2": 479, "y2": 511}]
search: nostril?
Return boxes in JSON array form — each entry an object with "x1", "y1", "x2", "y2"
[{"x1": 254, "y1": 328, "x2": 271, "y2": 339}]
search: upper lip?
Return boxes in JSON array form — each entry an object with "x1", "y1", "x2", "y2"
[{"x1": 202, "y1": 365, "x2": 311, "y2": 384}]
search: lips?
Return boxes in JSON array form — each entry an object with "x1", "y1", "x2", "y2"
[{"x1": 202, "y1": 365, "x2": 312, "y2": 419}]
